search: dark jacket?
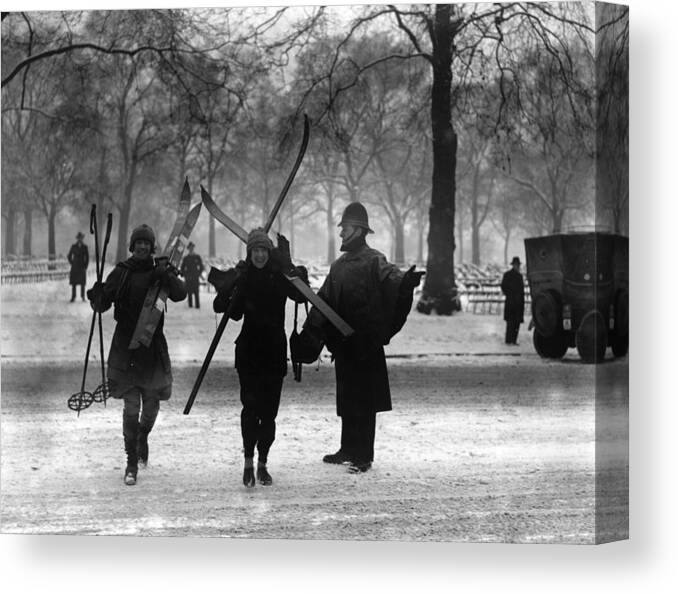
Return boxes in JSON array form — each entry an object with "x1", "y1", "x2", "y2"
[
  {"x1": 500, "y1": 268, "x2": 525, "y2": 323},
  {"x1": 214, "y1": 260, "x2": 307, "y2": 378},
  {"x1": 68, "y1": 242, "x2": 89, "y2": 286},
  {"x1": 180, "y1": 253, "x2": 204, "y2": 292},
  {"x1": 308, "y1": 243, "x2": 405, "y2": 417},
  {"x1": 97, "y1": 256, "x2": 187, "y2": 398}
]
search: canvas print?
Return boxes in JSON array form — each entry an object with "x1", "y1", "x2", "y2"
[{"x1": 1, "y1": 2, "x2": 628, "y2": 543}]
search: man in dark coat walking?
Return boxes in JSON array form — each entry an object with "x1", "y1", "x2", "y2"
[
  {"x1": 212, "y1": 229, "x2": 308, "y2": 488},
  {"x1": 87, "y1": 224, "x2": 186, "y2": 486},
  {"x1": 303, "y1": 202, "x2": 424, "y2": 474},
  {"x1": 500, "y1": 256, "x2": 525, "y2": 345},
  {"x1": 180, "y1": 241, "x2": 204, "y2": 308},
  {"x1": 67, "y1": 231, "x2": 89, "y2": 302}
]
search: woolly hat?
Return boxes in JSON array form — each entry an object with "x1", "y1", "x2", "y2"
[
  {"x1": 246, "y1": 228, "x2": 274, "y2": 253},
  {"x1": 338, "y1": 202, "x2": 374, "y2": 233},
  {"x1": 128, "y1": 224, "x2": 156, "y2": 252}
]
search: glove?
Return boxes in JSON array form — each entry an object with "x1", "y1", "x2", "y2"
[
  {"x1": 271, "y1": 233, "x2": 293, "y2": 272},
  {"x1": 87, "y1": 281, "x2": 107, "y2": 313},
  {"x1": 400, "y1": 265, "x2": 425, "y2": 294}
]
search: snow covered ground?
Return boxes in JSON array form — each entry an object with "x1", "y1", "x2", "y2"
[{"x1": 0, "y1": 276, "x2": 628, "y2": 542}]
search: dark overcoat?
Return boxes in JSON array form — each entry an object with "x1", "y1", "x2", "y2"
[
  {"x1": 180, "y1": 253, "x2": 204, "y2": 293},
  {"x1": 500, "y1": 268, "x2": 525, "y2": 323},
  {"x1": 97, "y1": 256, "x2": 187, "y2": 399},
  {"x1": 313, "y1": 244, "x2": 404, "y2": 417},
  {"x1": 68, "y1": 242, "x2": 89, "y2": 286},
  {"x1": 214, "y1": 260, "x2": 306, "y2": 378}
]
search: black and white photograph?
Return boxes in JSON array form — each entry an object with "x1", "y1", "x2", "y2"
[{"x1": 0, "y1": 0, "x2": 674, "y2": 592}]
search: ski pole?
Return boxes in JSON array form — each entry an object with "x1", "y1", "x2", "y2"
[
  {"x1": 93, "y1": 212, "x2": 113, "y2": 404},
  {"x1": 68, "y1": 204, "x2": 99, "y2": 415}
]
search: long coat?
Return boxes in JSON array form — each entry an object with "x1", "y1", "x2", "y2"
[
  {"x1": 500, "y1": 268, "x2": 525, "y2": 323},
  {"x1": 310, "y1": 243, "x2": 404, "y2": 417},
  {"x1": 67, "y1": 242, "x2": 89, "y2": 286},
  {"x1": 180, "y1": 253, "x2": 204, "y2": 293},
  {"x1": 97, "y1": 256, "x2": 186, "y2": 399},
  {"x1": 214, "y1": 260, "x2": 307, "y2": 378}
]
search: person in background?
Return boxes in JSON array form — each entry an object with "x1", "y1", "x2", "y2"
[
  {"x1": 87, "y1": 224, "x2": 186, "y2": 486},
  {"x1": 302, "y1": 202, "x2": 424, "y2": 474},
  {"x1": 180, "y1": 241, "x2": 204, "y2": 309},
  {"x1": 211, "y1": 229, "x2": 308, "y2": 488},
  {"x1": 500, "y1": 256, "x2": 525, "y2": 345},
  {"x1": 67, "y1": 231, "x2": 89, "y2": 302}
]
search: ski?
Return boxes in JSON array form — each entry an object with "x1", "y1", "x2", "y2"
[
  {"x1": 128, "y1": 180, "x2": 200, "y2": 349},
  {"x1": 200, "y1": 186, "x2": 354, "y2": 337}
]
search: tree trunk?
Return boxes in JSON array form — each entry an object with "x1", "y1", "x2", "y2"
[
  {"x1": 417, "y1": 205, "x2": 425, "y2": 265},
  {"x1": 115, "y1": 182, "x2": 134, "y2": 263},
  {"x1": 4, "y1": 207, "x2": 17, "y2": 257},
  {"x1": 456, "y1": 206, "x2": 464, "y2": 265},
  {"x1": 417, "y1": 4, "x2": 459, "y2": 315},
  {"x1": 393, "y1": 216, "x2": 405, "y2": 266},
  {"x1": 471, "y1": 165, "x2": 481, "y2": 266},
  {"x1": 22, "y1": 208, "x2": 32, "y2": 257},
  {"x1": 326, "y1": 196, "x2": 336, "y2": 265},
  {"x1": 47, "y1": 207, "x2": 57, "y2": 269}
]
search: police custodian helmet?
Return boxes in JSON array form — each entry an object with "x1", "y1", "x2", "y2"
[{"x1": 338, "y1": 202, "x2": 374, "y2": 234}]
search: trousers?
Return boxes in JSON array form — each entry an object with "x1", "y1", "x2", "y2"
[
  {"x1": 238, "y1": 371, "x2": 283, "y2": 462},
  {"x1": 340, "y1": 413, "x2": 376, "y2": 463},
  {"x1": 121, "y1": 388, "x2": 160, "y2": 464},
  {"x1": 505, "y1": 320, "x2": 521, "y2": 344}
]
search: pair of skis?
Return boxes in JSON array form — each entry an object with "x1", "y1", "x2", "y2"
[
  {"x1": 183, "y1": 115, "x2": 353, "y2": 414},
  {"x1": 128, "y1": 178, "x2": 202, "y2": 350}
]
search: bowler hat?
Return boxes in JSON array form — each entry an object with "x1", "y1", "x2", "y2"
[
  {"x1": 76, "y1": 232, "x2": 85, "y2": 240},
  {"x1": 511, "y1": 256, "x2": 521, "y2": 265}
]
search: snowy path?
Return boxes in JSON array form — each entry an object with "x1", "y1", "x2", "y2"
[{"x1": 1, "y1": 281, "x2": 628, "y2": 542}]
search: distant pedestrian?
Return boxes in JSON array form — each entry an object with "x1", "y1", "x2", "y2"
[
  {"x1": 211, "y1": 229, "x2": 308, "y2": 488},
  {"x1": 501, "y1": 256, "x2": 525, "y2": 345},
  {"x1": 302, "y1": 202, "x2": 424, "y2": 474},
  {"x1": 87, "y1": 224, "x2": 187, "y2": 486},
  {"x1": 180, "y1": 241, "x2": 204, "y2": 308},
  {"x1": 67, "y1": 232, "x2": 89, "y2": 302}
]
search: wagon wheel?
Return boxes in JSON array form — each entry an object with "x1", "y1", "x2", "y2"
[
  {"x1": 533, "y1": 330, "x2": 568, "y2": 359},
  {"x1": 575, "y1": 310, "x2": 607, "y2": 364},
  {"x1": 531, "y1": 290, "x2": 561, "y2": 338}
]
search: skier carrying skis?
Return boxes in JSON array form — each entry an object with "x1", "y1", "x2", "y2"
[
  {"x1": 87, "y1": 224, "x2": 187, "y2": 486},
  {"x1": 299, "y1": 202, "x2": 424, "y2": 474},
  {"x1": 211, "y1": 228, "x2": 308, "y2": 488}
]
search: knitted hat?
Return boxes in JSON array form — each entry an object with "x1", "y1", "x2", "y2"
[
  {"x1": 128, "y1": 224, "x2": 156, "y2": 252},
  {"x1": 338, "y1": 202, "x2": 374, "y2": 233},
  {"x1": 246, "y1": 228, "x2": 273, "y2": 252}
]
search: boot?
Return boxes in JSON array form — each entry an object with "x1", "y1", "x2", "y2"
[
  {"x1": 256, "y1": 465, "x2": 273, "y2": 486},
  {"x1": 347, "y1": 460, "x2": 372, "y2": 474},
  {"x1": 243, "y1": 457, "x2": 255, "y2": 488},
  {"x1": 243, "y1": 467, "x2": 255, "y2": 488},
  {"x1": 137, "y1": 431, "x2": 149, "y2": 467},
  {"x1": 124, "y1": 464, "x2": 138, "y2": 486},
  {"x1": 124, "y1": 436, "x2": 138, "y2": 485},
  {"x1": 323, "y1": 449, "x2": 351, "y2": 464}
]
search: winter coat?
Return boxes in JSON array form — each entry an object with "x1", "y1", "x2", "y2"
[
  {"x1": 310, "y1": 243, "x2": 405, "y2": 417},
  {"x1": 68, "y1": 242, "x2": 89, "y2": 286},
  {"x1": 214, "y1": 260, "x2": 307, "y2": 378},
  {"x1": 180, "y1": 253, "x2": 204, "y2": 292},
  {"x1": 97, "y1": 256, "x2": 187, "y2": 398},
  {"x1": 500, "y1": 268, "x2": 525, "y2": 323}
]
